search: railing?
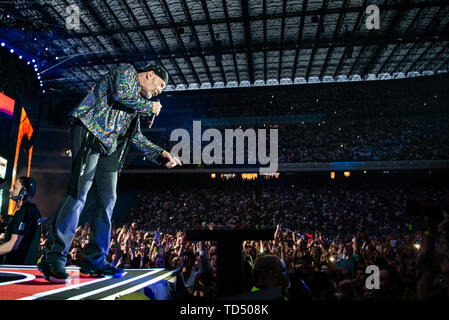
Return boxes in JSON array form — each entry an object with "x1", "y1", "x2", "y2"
[{"x1": 30, "y1": 157, "x2": 449, "y2": 174}]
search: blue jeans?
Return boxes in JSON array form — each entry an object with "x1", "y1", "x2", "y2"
[{"x1": 44, "y1": 124, "x2": 118, "y2": 268}]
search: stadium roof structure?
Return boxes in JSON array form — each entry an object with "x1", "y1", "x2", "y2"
[{"x1": 0, "y1": 0, "x2": 448, "y2": 93}]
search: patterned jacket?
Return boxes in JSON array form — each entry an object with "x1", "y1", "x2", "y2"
[{"x1": 69, "y1": 63, "x2": 164, "y2": 168}]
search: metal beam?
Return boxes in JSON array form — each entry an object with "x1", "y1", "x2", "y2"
[
  {"x1": 263, "y1": 0, "x2": 268, "y2": 82},
  {"x1": 406, "y1": 18, "x2": 449, "y2": 73},
  {"x1": 63, "y1": 1, "x2": 449, "y2": 40},
  {"x1": 436, "y1": 51, "x2": 449, "y2": 70},
  {"x1": 420, "y1": 41, "x2": 449, "y2": 72},
  {"x1": 306, "y1": 0, "x2": 329, "y2": 80},
  {"x1": 159, "y1": 0, "x2": 201, "y2": 84},
  {"x1": 277, "y1": 0, "x2": 288, "y2": 81},
  {"x1": 200, "y1": 0, "x2": 226, "y2": 83},
  {"x1": 391, "y1": 5, "x2": 446, "y2": 74},
  {"x1": 241, "y1": 0, "x2": 254, "y2": 84},
  {"x1": 65, "y1": 32, "x2": 449, "y2": 69},
  {"x1": 180, "y1": 0, "x2": 215, "y2": 84},
  {"x1": 120, "y1": 0, "x2": 176, "y2": 85},
  {"x1": 221, "y1": 0, "x2": 240, "y2": 84},
  {"x1": 349, "y1": 0, "x2": 389, "y2": 76},
  {"x1": 319, "y1": 0, "x2": 350, "y2": 79},
  {"x1": 360, "y1": 0, "x2": 410, "y2": 76},
  {"x1": 37, "y1": 2, "x2": 98, "y2": 85},
  {"x1": 99, "y1": 0, "x2": 145, "y2": 64},
  {"x1": 292, "y1": 0, "x2": 308, "y2": 80},
  {"x1": 139, "y1": 0, "x2": 188, "y2": 84},
  {"x1": 377, "y1": 6, "x2": 424, "y2": 74},
  {"x1": 333, "y1": 0, "x2": 369, "y2": 78}
]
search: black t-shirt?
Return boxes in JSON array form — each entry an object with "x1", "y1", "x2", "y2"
[{"x1": 2, "y1": 202, "x2": 41, "y2": 265}]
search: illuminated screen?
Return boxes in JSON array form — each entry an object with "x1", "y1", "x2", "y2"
[
  {"x1": 0, "y1": 93, "x2": 14, "y2": 161},
  {"x1": 0, "y1": 92, "x2": 15, "y2": 216},
  {"x1": 0, "y1": 156, "x2": 6, "y2": 180},
  {"x1": 8, "y1": 106, "x2": 34, "y2": 215},
  {"x1": 0, "y1": 92, "x2": 34, "y2": 216}
]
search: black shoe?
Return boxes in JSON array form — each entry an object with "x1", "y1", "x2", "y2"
[
  {"x1": 93, "y1": 263, "x2": 126, "y2": 278},
  {"x1": 79, "y1": 265, "x2": 105, "y2": 278},
  {"x1": 38, "y1": 261, "x2": 71, "y2": 284}
]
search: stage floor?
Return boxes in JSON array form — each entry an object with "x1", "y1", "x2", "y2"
[{"x1": 0, "y1": 265, "x2": 176, "y2": 300}]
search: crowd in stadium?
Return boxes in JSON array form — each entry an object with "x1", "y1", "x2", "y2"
[
  {"x1": 32, "y1": 74, "x2": 448, "y2": 300},
  {"x1": 147, "y1": 117, "x2": 448, "y2": 166},
  {"x1": 278, "y1": 118, "x2": 448, "y2": 162},
  {"x1": 43, "y1": 180, "x2": 449, "y2": 300}
]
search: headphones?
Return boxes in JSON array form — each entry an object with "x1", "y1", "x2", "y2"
[{"x1": 10, "y1": 177, "x2": 36, "y2": 203}]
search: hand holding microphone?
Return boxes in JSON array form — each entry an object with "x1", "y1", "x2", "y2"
[
  {"x1": 140, "y1": 88, "x2": 162, "y2": 116},
  {"x1": 151, "y1": 100, "x2": 162, "y2": 116},
  {"x1": 144, "y1": 100, "x2": 161, "y2": 130}
]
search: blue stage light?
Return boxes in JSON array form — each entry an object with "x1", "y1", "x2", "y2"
[
  {"x1": 1, "y1": 42, "x2": 5, "y2": 47},
  {"x1": 10, "y1": 49, "x2": 14, "y2": 53},
  {"x1": 32, "y1": 59, "x2": 36, "y2": 63},
  {"x1": 19, "y1": 56, "x2": 22, "y2": 59}
]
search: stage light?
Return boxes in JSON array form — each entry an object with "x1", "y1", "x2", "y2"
[
  {"x1": 330, "y1": 172, "x2": 335, "y2": 180},
  {"x1": 19, "y1": 55, "x2": 22, "y2": 59},
  {"x1": 34, "y1": 68, "x2": 38, "y2": 72},
  {"x1": 414, "y1": 243, "x2": 420, "y2": 250},
  {"x1": 32, "y1": 59, "x2": 35, "y2": 63},
  {"x1": 10, "y1": 49, "x2": 14, "y2": 53},
  {"x1": 1, "y1": 42, "x2": 5, "y2": 47},
  {"x1": 38, "y1": 76, "x2": 41, "y2": 80},
  {"x1": 344, "y1": 171, "x2": 351, "y2": 178},
  {"x1": 40, "y1": 83, "x2": 43, "y2": 87},
  {"x1": 56, "y1": 56, "x2": 59, "y2": 60},
  {"x1": 27, "y1": 61, "x2": 30, "y2": 65},
  {"x1": 42, "y1": 90, "x2": 45, "y2": 93}
]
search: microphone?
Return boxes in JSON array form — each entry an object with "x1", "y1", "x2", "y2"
[
  {"x1": 9, "y1": 195, "x2": 22, "y2": 203},
  {"x1": 146, "y1": 113, "x2": 156, "y2": 129},
  {"x1": 144, "y1": 99, "x2": 159, "y2": 130},
  {"x1": 142, "y1": 99, "x2": 161, "y2": 162}
]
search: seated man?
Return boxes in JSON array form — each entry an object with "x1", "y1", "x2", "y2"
[{"x1": 0, "y1": 177, "x2": 41, "y2": 265}]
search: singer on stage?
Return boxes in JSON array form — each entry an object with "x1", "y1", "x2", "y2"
[{"x1": 39, "y1": 63, "x2": 181, "y2": 284}]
